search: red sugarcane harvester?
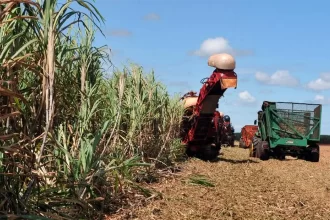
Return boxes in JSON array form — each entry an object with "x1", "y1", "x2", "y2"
[{"x1": 180, "y1": 53, "x2": 238, "y2": 160}]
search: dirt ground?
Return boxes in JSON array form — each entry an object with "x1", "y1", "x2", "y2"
[{"x1": 110, "y1": 145, "x2": 330, "y2": 220}]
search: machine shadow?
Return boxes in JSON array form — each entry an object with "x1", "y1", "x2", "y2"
[{"x1": 209, "y1": 157, "x2": 260, "y2": 164}]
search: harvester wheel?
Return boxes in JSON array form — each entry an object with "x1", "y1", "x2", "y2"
[
  {"x1": 306, "y1": 145, "x2": 320, "y2": 162},
  {"x1": 200, "y1": 145, "x2": 219, "y2": 161},
  {"x1": 184, "y1": 144, "x2": 196, "y2": 158},
  {"x1": 230, "y1": 139, "x2": 235, "y2": 147},
  {"x1": 185, "y1": 148, "x2": 195, "y2": 157},
  {"x1": 252, "y1": 136, "x2": 269, "y2": 161}
]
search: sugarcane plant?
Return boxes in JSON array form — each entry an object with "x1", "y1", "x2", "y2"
[{"x1": 0, "y1": 1, "x2": 185, "y2": 218}]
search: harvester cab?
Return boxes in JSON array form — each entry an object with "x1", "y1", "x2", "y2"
[{"x1": 180, "y1": 53, "x2": 238, "y2": 160}]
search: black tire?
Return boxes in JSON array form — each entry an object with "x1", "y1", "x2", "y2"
[
  {"x1": 297, "y1": 154, "x2": 305, "y2": 160},
  {"x1": 230, "y1": 137, "x2": 235, "y2": 147},
  {"x1": 228, "y1": 140, "x2": 234, "y2": 147},
  {"x1": 307, "y1": 145, "x2": 320, "y2": 162},
  {"x1": 277, "y1": 152, "x2": 285, "y2": 160},
  {"x1": 274, "y1": 147, "x2": 285, "y2": 160},
  {"x1": 200, "y1": 145, "x2": 219, "y2": 161},
  {"x1": 252, "y1": 136, "x2": 269, "y2": 161},
  {"x1": 185, "y1": 146, "x2": 195, "y2": 157}
]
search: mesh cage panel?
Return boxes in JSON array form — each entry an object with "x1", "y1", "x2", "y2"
[{"x1": 273, "y1": 102, "x2": 321, "y2": 139}]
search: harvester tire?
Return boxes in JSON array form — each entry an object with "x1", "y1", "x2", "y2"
[
  {"x1": 230, "y1": 139, "x2": 235, "y2": 148},
  {"x1": 200, "y1": 145, "x2": 219, "y2": 161},
  {"x1": 185, "y1": 147, "x2": 195, "y2": 157},
  {"x1": 252, "y1": 136, "x2": 269, "y2": 161}
]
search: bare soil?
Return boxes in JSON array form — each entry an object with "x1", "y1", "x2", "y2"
[{"x1": 109, "y1": 146, "x2": 330, "y2": 220}]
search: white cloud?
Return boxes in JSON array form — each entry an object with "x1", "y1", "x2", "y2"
[
  {"x1": 255, "y1": 72, "x2": 270, "y2": 82},
  {"x1": 315, "y1": 95, "x2": 325, "y2": 101},
  {"x1": 192, "y1": 37, "x2": 253, "y2": 57},
  {"x1": 238, "y1": 91, "x2": 256, "y2": 103},
  {"x1": 321, "y1": 73, "x2": 330, "y2": 81},
  {"x1": 143, "y1": 13, "x2": 160, "y2": 21},
  {"x1": 314, "y1": 94, "x2": 330, "y2": 105},
  {"x1": 307, "y1": 73, "x2": 330, "y2": 91},
  {"x1": 255, "y1": 70, "x2": 299, "y2": 87}
]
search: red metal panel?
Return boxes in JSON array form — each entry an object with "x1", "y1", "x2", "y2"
[
  {"x1": 241, "y1": 125, "x2": 258, "y2": 147},
  {"x1": 182, "y1": 69, "x2": 237, "y2": 146}
]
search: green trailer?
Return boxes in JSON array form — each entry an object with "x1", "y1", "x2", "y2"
[{"x1": 250, "y1": 101, "x2": 322, "y2": 162}]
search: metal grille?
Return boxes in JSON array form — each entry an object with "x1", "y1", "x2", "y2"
[{"x1": 273, "y1": 102, "x2": 321, "y2": 139}]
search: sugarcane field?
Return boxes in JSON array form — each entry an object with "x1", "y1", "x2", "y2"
[{"x1": 1, "y1": 1, "x2": 330, "y2": 220}]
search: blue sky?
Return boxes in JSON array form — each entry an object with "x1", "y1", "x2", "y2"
[{"x1": 92, "y1": 0, "x2": 330, "y2": 134}]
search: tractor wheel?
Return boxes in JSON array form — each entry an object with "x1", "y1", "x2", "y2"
[
  {"x1": 306, "y1": 145, "x2": 320, "y2": 162},
  {"x1": 249, "y1": 142, "x2": 255, "y2": 157},
  {"x1": 252, "y1": 136, "x2": 269, "y2": 161}
]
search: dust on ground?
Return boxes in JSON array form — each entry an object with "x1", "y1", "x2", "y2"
[{"x1": 110, "y1": 146, "x2": 330, "y2": 220}]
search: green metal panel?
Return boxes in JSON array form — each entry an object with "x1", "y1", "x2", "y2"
[{"x1": 257, "y1": 101, "x2": 322, "y2": 148}]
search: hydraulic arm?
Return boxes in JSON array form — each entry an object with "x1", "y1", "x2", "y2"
[
  {"x1": 180, "y1": 53, "x2": 238, "y2": 160},
  {"x1": 183, "y1": 69, "x2": 237, "y2": 144}
]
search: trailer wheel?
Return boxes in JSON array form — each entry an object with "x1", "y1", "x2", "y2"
[
  {"x1": 307, "y1": 145, "x2": 320, "y2": 162},
  {"x1": 274, "y1": 147, "x2": 285, "y2": 160},
  {"x1": 252, "y1": 136, "x2": 269, "y2": 161}
]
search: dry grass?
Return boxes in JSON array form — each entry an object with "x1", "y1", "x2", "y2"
[
  {"x1": 108, "y1": 145, "x2": 330, "y2": 220},
  {"x1": 278, "y1": 122, "x2": 308, "y2": 137}
]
